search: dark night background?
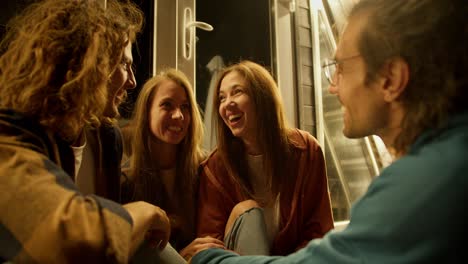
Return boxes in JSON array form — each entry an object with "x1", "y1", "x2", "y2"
[{"x1": 0, "y1": 0, "x2": 272, "y2": 118}]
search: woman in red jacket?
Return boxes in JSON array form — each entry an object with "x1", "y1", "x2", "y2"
[{"x1": 197, "y1": 60, "x2": 334, "y2": 256}]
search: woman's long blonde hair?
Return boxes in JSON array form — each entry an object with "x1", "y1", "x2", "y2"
[
  {"x1": 0, "y1": 0, "x2": 143, "y2": 142},
  {"x1": 127, "y1": 69, "x2": 205, "y2": 238}
]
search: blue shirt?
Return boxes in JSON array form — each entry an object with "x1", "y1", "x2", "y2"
[{"x1": 192, "y1": 112, "x2": 468, "y2": 264}]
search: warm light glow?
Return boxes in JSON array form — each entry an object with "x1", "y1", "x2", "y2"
[{"x1": 310, "y1": 0, "x2": 324, "y2": 10}]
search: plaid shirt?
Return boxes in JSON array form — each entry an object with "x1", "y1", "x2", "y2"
[{"x1": 0, "y1": 109, "x2": 132, "y2": 263}]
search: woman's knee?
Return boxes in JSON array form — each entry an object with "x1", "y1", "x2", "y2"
[
  {"x1": 225, "y1": 199, "x2": 261, "y2": 236},
  {"x1": 231, "y1": 199, "x2": 261, "y2": 218}
]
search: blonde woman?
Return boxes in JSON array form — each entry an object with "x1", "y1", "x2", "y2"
[{"x1": 122, "y1": 69, "x2": 224, "y2": 262}]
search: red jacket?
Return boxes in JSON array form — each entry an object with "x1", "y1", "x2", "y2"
[{"x1": 197, "y1": 129, "x2": 334, "y2": 255}]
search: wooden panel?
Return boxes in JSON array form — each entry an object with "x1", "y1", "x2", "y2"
[{"x1": 297, "y1": 0, "x2": 309, "y2": 8}]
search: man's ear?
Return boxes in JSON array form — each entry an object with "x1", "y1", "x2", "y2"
[{"x1": 380, "y1": 57, "x2": 409, "y2": 102}]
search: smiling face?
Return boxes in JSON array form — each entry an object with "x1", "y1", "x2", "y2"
[
  {"x1": 105, "y1": 41, "x2": 137, "y2": 118},
  {"x1": 218, "y1": 71, "x2": 257, "y2": 145},
  {"x1": 149, "y1": 79, "x2": 191, "y2": 145},
  {"x1": 328, "y1": 14, "x2": 389, "y2": 139}
]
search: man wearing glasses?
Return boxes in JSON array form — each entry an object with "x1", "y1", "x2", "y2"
[{"x1": 190, "y1": 0, "x2": 467, "y2": 263}]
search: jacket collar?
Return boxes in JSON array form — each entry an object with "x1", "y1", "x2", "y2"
[
  {"x1": 409, "y1": 111, "x2": 468, "y2": 154},
  {"x1": 0, "y1": 108, "x2": 74, "y2": 176}
]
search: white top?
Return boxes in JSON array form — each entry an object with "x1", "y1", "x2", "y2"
[
  {"x1": 71, "y1": 142, "x2": 85, "y2": 176},
  {"x1": 71, "y1": 134, "x2": 96, "y2": 195},
  {"x1": 246, "y1": 154, "x2": 280, "y2": 246}
]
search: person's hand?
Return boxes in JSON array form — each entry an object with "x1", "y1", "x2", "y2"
[
  {"x1": 123, "y1": 201, "x2": 171, "y2": 255},
  {"x1": 145, "y1": 205, "x2": 171, "y2": 250},
  {"x1": 179, "y1": 236, "x2": 225, "y2": 261}
]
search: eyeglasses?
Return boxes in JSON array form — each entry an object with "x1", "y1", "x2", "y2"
[{"x1": 322, "y1": 54, "x2": 361, "y2": 86}]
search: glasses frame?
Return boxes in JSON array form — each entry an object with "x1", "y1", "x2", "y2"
[{"x1": 322, "y1": 54, "x2": 361, "y2": 86}]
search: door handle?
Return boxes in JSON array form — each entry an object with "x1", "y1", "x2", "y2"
[
  {"x1": 183, "y1": 7, "x2": 213, "y2": 60},
  {"x1": 186, "y1": 21, "x2": 213, "y2": 31}
]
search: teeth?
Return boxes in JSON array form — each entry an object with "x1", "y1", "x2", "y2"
[
  {"x1": 228, "y1": 114, "x2": 242, "y2": 121},
  {"x1": 168, "y1": 126, "x2": 182, "y2": 132}
]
